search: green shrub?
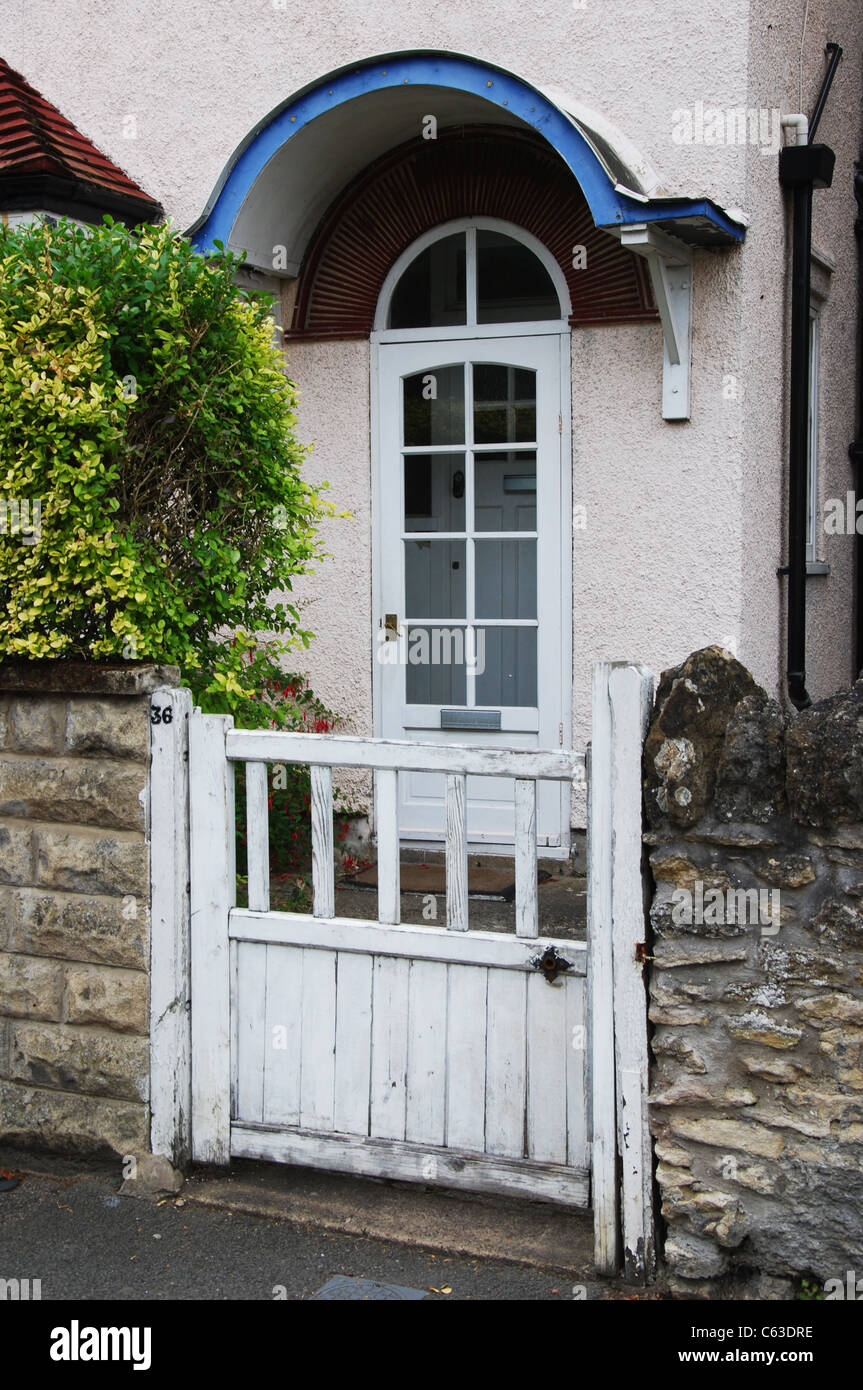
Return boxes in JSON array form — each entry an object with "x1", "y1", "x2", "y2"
[{"x1": 0, "y1": 216, "x2": 335, "y2": 715}]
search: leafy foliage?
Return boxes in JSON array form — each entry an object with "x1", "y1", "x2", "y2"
[{"x1": 0, "y1": 217, "x2": 335, "y2": 712}]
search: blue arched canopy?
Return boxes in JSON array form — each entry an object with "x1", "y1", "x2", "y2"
[{"x1": 189, "y1": 51, "x2": 745, "y2": 275}]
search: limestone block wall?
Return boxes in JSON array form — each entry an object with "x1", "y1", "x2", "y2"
[
  {"x1": 644, "y1": 647, "x2": 863, "y2": 1295},
  {"x1": 0, "y1": 663, "x2": 177, "y2": 1158}
]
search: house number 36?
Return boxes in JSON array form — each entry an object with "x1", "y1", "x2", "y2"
[{"x1": 150, "y1": 705, "x2": 173, "y2": 725}]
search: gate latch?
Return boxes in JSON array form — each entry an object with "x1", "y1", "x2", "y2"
[{"x1": 531, "y1": 946, "x2": 573, "y2": 985}]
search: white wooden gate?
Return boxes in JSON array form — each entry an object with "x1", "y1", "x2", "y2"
[{"x1": 149, "y1": 662, "x2": 656, "y2": 1280}]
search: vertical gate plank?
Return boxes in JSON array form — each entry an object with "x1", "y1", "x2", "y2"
[
  {"x1": 445, "y1": 965, "x2": 487, "y2": 1151},
  {"x1": 608, "y1": 663, "x2": 656, "y2": 1284},
  {"x1": 374, "y1": 769, "x2": 400, "y2": 925},
  {"x1": 310, "y1": 764, "x2": 335, "y2": 919},
  {"x1": 263, "y1": 944, "x2": 303, "y2": 1126},
  {"x1": 514, "y1": 779, "x2": 538, "y2": 938},
  {"x1": 299, "y1": 948, "x2": 337, "y2": 1130},
  {"x1": 149, "y1": 684, "x2": 192, "y2": 1167},
  {"x1": 333, "y1": 951, "x2": 373, "y2": 1135},
  {"x1": 189, "y1": 711, "x2": 234, "y2": 1165},
  {"x1": 484, "y1": 969, "x2": 527, "y2": 1157},
  {"x1": 235, "y1": 942, "x2": 267, "y2": 1123},
  {"x1": 370, "y1": 956, "x2": 410, "y2": 1140},
  {"x1": 445, "y1": 773, "x2": 468, "y2": 931},
  {"x1": 565, "y1": 975, "x2": 590, "y2": 1171},
  {"x1": 525, "y1": 971, "x2": 568, "y2": 1164},
  {"x1": 245, "y1": 761, "x2": 270, "y2": 912},
  {"x1": 405, "y1": 959, "x2": 447, "y2": 1146},
  {"x1": 588, "y1": 668, "x2": 620, "y2": 1274}
]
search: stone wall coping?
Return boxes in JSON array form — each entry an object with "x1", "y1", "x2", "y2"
[{"x1": 0, "y1": 661, "x2": 181, "y2": 695}]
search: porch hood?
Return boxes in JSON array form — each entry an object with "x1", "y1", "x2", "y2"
[{"x1": 187, "y1": 50, "x2": 746, "y2": 278}]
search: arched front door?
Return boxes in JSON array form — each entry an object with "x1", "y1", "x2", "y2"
[{"x1": 373, "y1": 219, "x2": 572, "y2": 852}]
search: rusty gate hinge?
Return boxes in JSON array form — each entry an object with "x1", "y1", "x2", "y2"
[{"x1": 635, "y1": 941, "x2": 655, "y2": 965}]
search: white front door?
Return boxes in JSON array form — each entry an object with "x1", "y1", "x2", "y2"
[{"x1": 377, "y1": 334, "x2": 568, "y2": 850}]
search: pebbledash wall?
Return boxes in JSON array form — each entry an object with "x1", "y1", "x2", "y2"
[
  {"x1": 644, "y1": 646, "x2": 863, "y2": 1295},
  {"x1": 0, "y1": 664, "x2": 182, "y2": 1162}
]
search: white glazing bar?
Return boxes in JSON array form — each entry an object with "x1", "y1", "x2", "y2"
[
  {"x1": 310, "y1": 764, "x2": 335, "y2": 919},
  {"x1": 374, "y1": 768, "x2": 401, "y2": 925},
  {"x1": 445, "y1": 773, "x2": 468, "y2": 931},
  {"x1": 514, "y1": 778, "x2": 538, "y2": 938},
  {"x1": 245, "y1": 761, "x2": 270, "y2": 913}
]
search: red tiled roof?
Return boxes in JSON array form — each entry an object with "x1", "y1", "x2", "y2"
[{"x1": 0, "y1": 56, "x2": 161, "y2": 215}]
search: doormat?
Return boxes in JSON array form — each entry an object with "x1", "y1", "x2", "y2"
[
  {"x1": 310, "y1": 1276, "x2": 428, "y2": 1300},
  {"x1": 342, "y1": 863, "x2": 553, "y2": 900}
]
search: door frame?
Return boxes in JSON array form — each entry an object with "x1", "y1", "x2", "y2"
[{"x1": 370, "y1": 217, "x2": 574, "y2": 855}]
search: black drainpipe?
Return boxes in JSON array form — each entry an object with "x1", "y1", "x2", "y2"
[
  {"x1": 778, "y1": 43, "x2": 841, "y2": 710},
  {"x1": 851, "y1": 160, "x2": 863, "y2": 677}
]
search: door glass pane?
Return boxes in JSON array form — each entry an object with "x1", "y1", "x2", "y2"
[
  {"x1": 475, "y1": 628, "x2": 537, "y2": 707},
  {"x1": 474, "y1": 539, "x2": 536, "y2": 619},
  {"x1": 389, "y1": 233, "x2": 467, "y2": 328},
  {"x1": 474, "y1": 451, "x2": 536, "y2": 531},
  {"x1": 404, "y1": 453, "x2": 465, "y2": 532},
  {"x1": 476, "y1": 230, "x2": 561, "y2": 324},
  {"x1": 404, "y1": 365, "x2": 465, "y2": 447},
  {"x1": 405, "y1": 625, "x2": 468, "y2": 705},
  {"x1": 473, "y1": 365, "x2": 536, "y2": 444},
  {"x1": 405, "y1": 540, "x2": 466, "y2": 618}
]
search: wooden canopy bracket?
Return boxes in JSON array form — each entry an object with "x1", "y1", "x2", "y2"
[{"x1": 618, "y1": 223, "x2": 693, "y2": 420}]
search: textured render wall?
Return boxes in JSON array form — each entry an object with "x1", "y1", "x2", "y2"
[
  {"x1": 644, "y1": 647, "x2": 863, "y2": 1294},
  {"x1": 281, "y1": 338, "x2": 372, "y2": 737},
  {"x1": 0, "y1": 2, "x2": 752, "y2": 234},
  {"x1": 0, "y1": 667, "x2": 172, "y2": 1157},
  {"x1": 740, "y1": 0, "x2": 863, "y2": 701},
  {"x1": 5, "y1": 3, "x2": 860, "y2": 800}
]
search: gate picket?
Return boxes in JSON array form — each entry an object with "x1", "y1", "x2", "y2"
[
  {"x1": 263, "y1": 943, "x2": 303, "y2": 1126},
  {"x1": 485, "y1": 969, "x2": 527, "y2": 1157},
  {"x1": 445, "y1": 965, "x2": 488, "y2": 1152},
  {"x1": 405, "y1": 959, "x2": 448, "y2": 1146},
  {"x1": 525, "y1": 972, "x2": 569, "y2": 1164},
  {"x1": 370, "y1": 956, "x2": 410, "y2": 1140},
  {"x1": 298, "y1": 949, "x2": 337, "y2": 1130},
  {"x1": 333, "y1": 951, "x2": 373, "y2": 1135}
]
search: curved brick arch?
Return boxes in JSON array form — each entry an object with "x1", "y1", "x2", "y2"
[{"x1": 289, "y1": 127, "x2": 656, "y2": 337}]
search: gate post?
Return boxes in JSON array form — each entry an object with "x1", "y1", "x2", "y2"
[
  {"x1": 189, "y1": 710, "x2": 235, "y2": 1164},
  {"x1": 149, "y1": 685, "x2": 193, "y2": 1166},
  {"x1": 589, "y1": 661, "x2": 656, "y2": 1282}
]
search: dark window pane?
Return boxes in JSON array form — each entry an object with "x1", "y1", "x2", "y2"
[
  {"x1": 404, "y1": 454, "x2": 466, "y2": 532},
  {"x1": 476, "y1": 230, "x2": 561, "y2": 324},
  {"x1": 475, "y1": 539, "x2": 536, "y2": 619},
  {"x1": 473, "y1": 364, "x2": 536, "y2": 444},
  {"x1": 405, "y1": 626, "x2": 468, "y2": 705},
  {"x1": 474, "y1": 451, "x2": 536, "y2": 531},
  {"x1": 389, "y1": 233, "x2": 467, "y2": 328},
  {"x1": 405, "y1": 540, "x2": 466, "y2": 619},
  {"x1": 475, "y1": 628, "x2": 537, "y2": 707},
  {"x1": 404, "y1": 365, "x2": 464, "y2": 446}
]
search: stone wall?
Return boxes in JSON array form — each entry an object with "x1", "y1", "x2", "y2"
[
  {"x1": 644, "y1": 647, "x2": 863, "y2": 1295},
  {"x1": 0, "y1": 663, "x2": 177, "y2": 1158}
]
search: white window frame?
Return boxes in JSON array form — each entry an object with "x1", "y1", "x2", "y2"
[{"x1": 373, "y1": 216, "x2": 572, "y2": 342}]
